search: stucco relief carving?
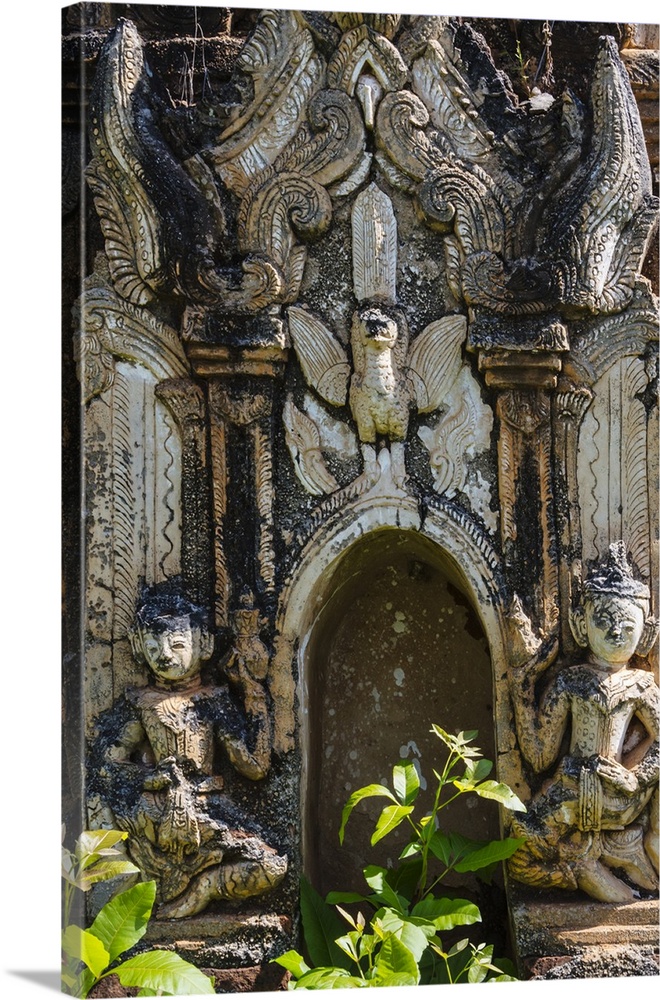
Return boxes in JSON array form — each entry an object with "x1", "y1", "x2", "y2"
[
  {"x1": 93, "y1": 586, "x2": 287, "y2": 919},
  {"x1": 77, "y1": 264, "x2": 189, "y2": 712},
  {"x1": 288, "y1": 181, "x2": 466, "y2": 490},
  {"x1": 507, "y1": 544, "x2": 659, "y2": 902},
  {"x1": 417, "y1": 366, "x2": 496, "y2": 533},
  {"x1": 209, "y1": 9, "x2": 324, "y2": 197},
  {"x1": 289, "y1": 303, "x2": 466, "y2": 488},
  {"x1": 77, "y1": 8, "x2": 660, "y2": 955},
  {"x1": 376, "y1": 35, "x2": 657, "y2": 320}
]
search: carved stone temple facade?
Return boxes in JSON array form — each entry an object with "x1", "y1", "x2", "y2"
[{"x1": 62, "y1": 5, "x2": 660, "y2": 986}]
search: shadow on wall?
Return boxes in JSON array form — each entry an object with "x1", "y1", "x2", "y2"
[{"x1": 302, "y1": 529, "x2": 495, "y2": 898}]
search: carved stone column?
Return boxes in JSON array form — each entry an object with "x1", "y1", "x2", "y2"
[
  {"x1": 552, "y1": 385, "x2": 593, "y2": 654},
  {"x1": 155, "y1": 378, "x2": 213, "y2": 609},
  {"x1": 185, "y1": 340, "x2": 287, "y2": 629},
  {"x1": 470, "y1": 324, "x2": 568, "y2": 637}
]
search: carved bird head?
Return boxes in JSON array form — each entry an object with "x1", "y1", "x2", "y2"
[{"x1": 356, "y1": 305, "x2": 399, "y2": 349}]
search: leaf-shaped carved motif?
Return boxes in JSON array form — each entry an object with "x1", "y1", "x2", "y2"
[
  {"x1": 283, "y1": 398, "x2": 339, "y2": 496},
  {"x1": 238, "y1": 173, "x2": 333, "y2": 306},
  {"x1": 288, "y1": 307, "x2": 350, "y2": 407},
  {"x1": 539, "y1": 37, "x2": 658, "y2": 315},
  {"x1": 375, "y1": 90, "x2": 435, "y2": 184},
  {"x1": 352, "y1": 183, "x2": 397, "y2": 304},
  {"x1": 327, "y1": 24, "x2": 408, "y2": 95},
  {"x1": 87, "y1": 21, "x2": 163, "y2": 306},
  {"x1": 418, "y1": 397, "x2": 473, "y2": 498},
  {"x1": 88, "y1": 20, "x2": 230, "y2": 309},
  {"x1": 412, "y1": 41, "x2": 494, "y2": 164},
  {"x1": 276, "y1": 89, "x2": 367, "y2": 190},
  {"x1": 212, "y1": 9, "x2": 324, "y2": 197},
  {"x1": 375, "y1": 91, "x2": 510, "y2": 262}
]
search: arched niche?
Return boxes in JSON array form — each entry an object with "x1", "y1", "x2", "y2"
[{"x1": 276, "y1": 503, "x2": 511, "y2": 898}]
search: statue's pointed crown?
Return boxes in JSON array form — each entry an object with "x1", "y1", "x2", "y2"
[{"x1": 583, "y1": 541, "x2": 649, "y2": 601}]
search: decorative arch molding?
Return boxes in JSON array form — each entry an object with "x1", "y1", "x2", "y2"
[
  {"x1": 272, "y1": 501, "x2": 509, "y2": 768},
  {"x1": 272, "y1": 506, "x2": 510, "y2": 890}
]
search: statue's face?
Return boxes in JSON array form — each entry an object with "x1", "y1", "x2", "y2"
[
  {"x1": 139, "y1": 616, "x2": 204, "y2": 685},
  {"x1": 358, "y1": 308, "x2": 398, "y2": 349},
  {"x1": 585, "y1": 594, "x2": 645, "y2": 666}
]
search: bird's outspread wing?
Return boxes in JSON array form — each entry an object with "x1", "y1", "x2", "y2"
[
  {"x1": 288, "y1": 306, "x2": 351, "y2": 407},
  {"x1": 407, "y1": 315, "x2": 467, "y2": 413}
]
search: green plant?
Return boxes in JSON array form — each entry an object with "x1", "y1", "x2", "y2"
[
  {"x1": 274, "y1": 726, "x2": 526, "y2": 987},
  {"x1": 62, "y1": 829, "x2": 215, "y2": 997}
]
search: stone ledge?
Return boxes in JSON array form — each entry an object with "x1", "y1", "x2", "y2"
[
  {"x1": 510, "y1": 887, "x2": 660, "y2": 959},
  {"x1": 525, "y1": 944, "x2": 659, "y2": 980},
  {"x1": 144, "y1": 911, "x2": 293, "y2": 968}
]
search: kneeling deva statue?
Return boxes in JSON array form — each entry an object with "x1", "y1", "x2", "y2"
[
  {"x1": 508, "y1": 542, "x2": 659, "y2": 902},
  {"x1": 92, "y1": 586, "x2": 287, "y2": 918}
]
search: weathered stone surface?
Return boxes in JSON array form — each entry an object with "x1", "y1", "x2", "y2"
[
  {"x1": 65, "y1": 4, "x2": 659, "y2": 984},
  {"x1": 144, "y1": 911, "x2": 292, "y2": 968},
  {"x1": 511, "y1": 891, "x2": 659, "y2": 945}
]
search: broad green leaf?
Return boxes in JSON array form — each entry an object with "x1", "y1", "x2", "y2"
[
  {"x1": 412, "y1": 897, "x2": 480, "y2": 930},
  {"x1": 362, "y1": 867, "x2": 403, "y2": 909},
  {"x1": 392, "y1": 761, "x2": 420, "y2": 806},
  {"x1": 137, "y1": 990, "x2": 158, "y2": 997},
  {"x1": 77, "y1": 831, "x2": 132, "y2": 875},
  {"x1": 271, "y1": 950, "x2": 310, "y2": 979},
  {"x1": 292, "y1": 968, "x2": 362, "y2": 989},
  {"x1": 76, "y1": 829, "x2": 128, "y2": 861},
  {"x1": 371, "y1": 804, "x2": 413, "y2": 845},
  {"x1": 398, "y1": 841, "x2": 421, "y2": 859},
  {"x1": 326, "y1": 891, "x2": 367, "y2": 905},
  {"x1": 335, "y1": 931, "x2": 361, "y2": 963},
  {"x1": 79, "y1": 859, "x2": 141, "y2": 890},
  {"x1": 473, "y1": 758, "x2": 493, "y2": 781},
  {"x1": 458, "y1": 729, "x2": 478, "y2": 743},
  {"x1": 62, "y1": 926, "x2": 110, "y2": 980},
  {"x1": 461, "y1": 758, "x2": 493, "y2": 785},
  {"x1": 454, "y1": 837, "x2": 527, "y2": 873},
  {"x1": 300, "y1": 875, "x2": 351, "y2": 970},
  {"x1": 387, "y1": 859, "x2": 422, "y2": 904},
  {"x1": 114, "y1": 950, "x2": 215, "y2": 994},
  {"x1": 427, "y1": 829, "x2": 479, "y2": 867},
  {"x1": 371, "y1": 970, "x2": 419, "y2": 987},
  {"x1": 472, "y1": 780, "x2": 527, "y2": 811},
  {"x1": 339, "y1": 784, "x2": 397, "y2": 844},
  {"x1": 427, "y1": 830, "x2": 451, "y2": 866},
  {"x1": 373, "y1": 933, "x2": 420, "y2": 985},
  {"x1": 375, "y1": 909, "x2": 435, "y2": 961},
  {"x1": 89, "y1": 880, "x2": 156, "y2": 963},
  {"x1": 448, "y1": 937, "x2": 470, "y2": 956}
]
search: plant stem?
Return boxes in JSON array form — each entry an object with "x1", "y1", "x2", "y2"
[{"x1": 416, "y1": 751, "x2": 456, "y2": 903}]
